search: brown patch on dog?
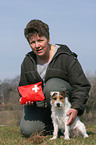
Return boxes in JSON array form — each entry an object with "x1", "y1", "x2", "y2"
[
  {"x1": 51, "y1": 95, "x2": 57, "y2": 104},
  {"x1": 58, "y1": 95, "x2": 65, "y2": 103}
]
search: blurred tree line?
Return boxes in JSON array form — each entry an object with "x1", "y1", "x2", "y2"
[
  {"x1": 0, "y1": 76, "x2": 22, "y2": 110},
  {"x1": 0, "y1": 73, "x2": 96, "y2": 125}
]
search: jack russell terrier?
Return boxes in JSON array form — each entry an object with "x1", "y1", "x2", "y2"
[{"x1": 50, "y1": 91, "x2": 88, "y2": 140}]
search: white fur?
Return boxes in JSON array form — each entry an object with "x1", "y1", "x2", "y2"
[{"x1": 50, "y1": 92, "x2": 88, "y2": 140}]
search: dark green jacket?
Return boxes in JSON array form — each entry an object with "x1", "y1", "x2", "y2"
[{"x1": 19, "y1": 44, "x2": 91, "y2": 115}]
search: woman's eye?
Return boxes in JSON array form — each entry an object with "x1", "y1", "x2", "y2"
[
  {"x1": 38, "y1": 40, "x2": 43, "y2": 42},
  {"x1": 30, "y1": 41, "x2": 35, "y2": 44}
]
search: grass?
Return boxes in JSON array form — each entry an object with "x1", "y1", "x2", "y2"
[{"x1": 0, "y1": 124, "x2": 96, "y2": 145}]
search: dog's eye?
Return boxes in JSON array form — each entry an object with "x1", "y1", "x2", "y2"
[{"x1": 60, "y1": 97, "x2": 64, "y2": 100}]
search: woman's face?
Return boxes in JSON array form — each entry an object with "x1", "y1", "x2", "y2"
[{"x1": 29, "y1": 34, "x2": 50, "y2": 57}]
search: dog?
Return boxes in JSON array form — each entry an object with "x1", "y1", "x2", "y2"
[{"x1": 50, "y1": 91, "x2": 88, "y2": 140}]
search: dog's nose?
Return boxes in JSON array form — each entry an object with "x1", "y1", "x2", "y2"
[{"x1": 57, "y1": 103, "x2": 60, "y2": 107}]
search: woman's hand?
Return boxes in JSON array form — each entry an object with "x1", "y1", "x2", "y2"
[
  {"x1": 19, "y1": 98, "x2": 34, "y2": 106},
  {"x1": 25, "y1": 101, "x2": 34, "y2": 106},
  {"x1": 66, "y1": 108, "x2": 78, "y2": 126}
]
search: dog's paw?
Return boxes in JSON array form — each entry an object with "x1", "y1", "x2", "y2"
[
  {"x1": 49, "y1": 136, "x2": 57, "y2": 140},
  {"x1": 84, "y1": 134, "x2": 88, "y2": 138},
  {"x1": 64, "y1": 136, "x2": 70, "y2": 140}
]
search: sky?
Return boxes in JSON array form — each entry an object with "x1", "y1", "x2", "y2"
[{"x1": 0, "y1": 0, "x2": 96, "y2": 81}]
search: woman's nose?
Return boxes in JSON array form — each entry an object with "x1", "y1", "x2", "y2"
[{"x1": 35, "y1": 41, "x2": 40, "y2": 48}]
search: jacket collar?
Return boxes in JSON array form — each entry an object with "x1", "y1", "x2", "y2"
[{"x1": 26, "y1": 44, "x2": 77, "y2": 63}]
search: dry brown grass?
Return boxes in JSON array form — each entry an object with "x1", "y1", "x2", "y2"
[
  {"x1": 0, "y1": 110, "x2": 22, "y2": 126},
  {"x1": 28, "y1": 131, "x2": 47, "y2": 144}
]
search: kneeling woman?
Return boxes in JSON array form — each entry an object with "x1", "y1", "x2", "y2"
[{"x1": 18, "y1": 19, "x2": 91, "y2": 136}]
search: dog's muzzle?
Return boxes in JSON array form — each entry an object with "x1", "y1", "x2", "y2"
[{"x1": 56, "y1": 103, "x2": 60, "y2": 107}]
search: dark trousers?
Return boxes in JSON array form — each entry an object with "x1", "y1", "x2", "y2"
[{"x1": 20, "y1": 78, "x2": 71, "y2": 136}]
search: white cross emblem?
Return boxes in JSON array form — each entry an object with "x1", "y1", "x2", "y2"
[{"x1": 32, "y1": 85, "x2": 39, "y2": 92}]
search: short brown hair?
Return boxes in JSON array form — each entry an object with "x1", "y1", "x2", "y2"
[{"x1": 24, "y1": 19, "x2": 49, "y2": 41}]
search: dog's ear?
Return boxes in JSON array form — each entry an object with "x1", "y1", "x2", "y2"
[
  {"x1": 60, "y1": 91, "x2": 66, "y2": 96},
  {"x1": 50, "y1": 92, "x2": 55, "y2": 96}
]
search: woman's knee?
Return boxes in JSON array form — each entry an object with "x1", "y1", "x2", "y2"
[
  {"x1": 20, "y1": 120, "x2": 45, "y2": 137},
  {"x1": 20, "y1": 106, "x2": 46, "y2": 136}
]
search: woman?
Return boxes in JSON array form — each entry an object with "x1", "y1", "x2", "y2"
[{"x1": 19, "y1": 19, "x2": 91, "y2": 136}]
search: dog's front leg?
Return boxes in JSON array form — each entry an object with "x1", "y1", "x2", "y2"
[
  {"x1": 64, "y1": 122, "x2": 70, "y2": 140},
  {"x1": 50, "y1": 122, "x2": 58, "y2": 140}
]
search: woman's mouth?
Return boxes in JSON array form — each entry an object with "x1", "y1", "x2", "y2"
[{"x1": 36, "y1": 48, "x2": 43, "y2": 53}]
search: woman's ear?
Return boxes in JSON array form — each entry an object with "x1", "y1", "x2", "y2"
[{"x1": 48, "y1": 36, "x2": 50, "y2": 44}]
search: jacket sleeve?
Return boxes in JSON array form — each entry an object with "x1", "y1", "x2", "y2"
[
  {"x1": 68, "y1": 55, "x2": 91, "y2": 115},
  {"x1": 19, "y1": 58, "x2": 29, "y2": 86},
  {"x1": 19, "y1": 61, "x2": 29, "y2": 87}
]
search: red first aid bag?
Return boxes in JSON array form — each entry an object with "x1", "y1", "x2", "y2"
[{"x1": 18, "y1": 82, "x2": 45, "y2": 105}]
